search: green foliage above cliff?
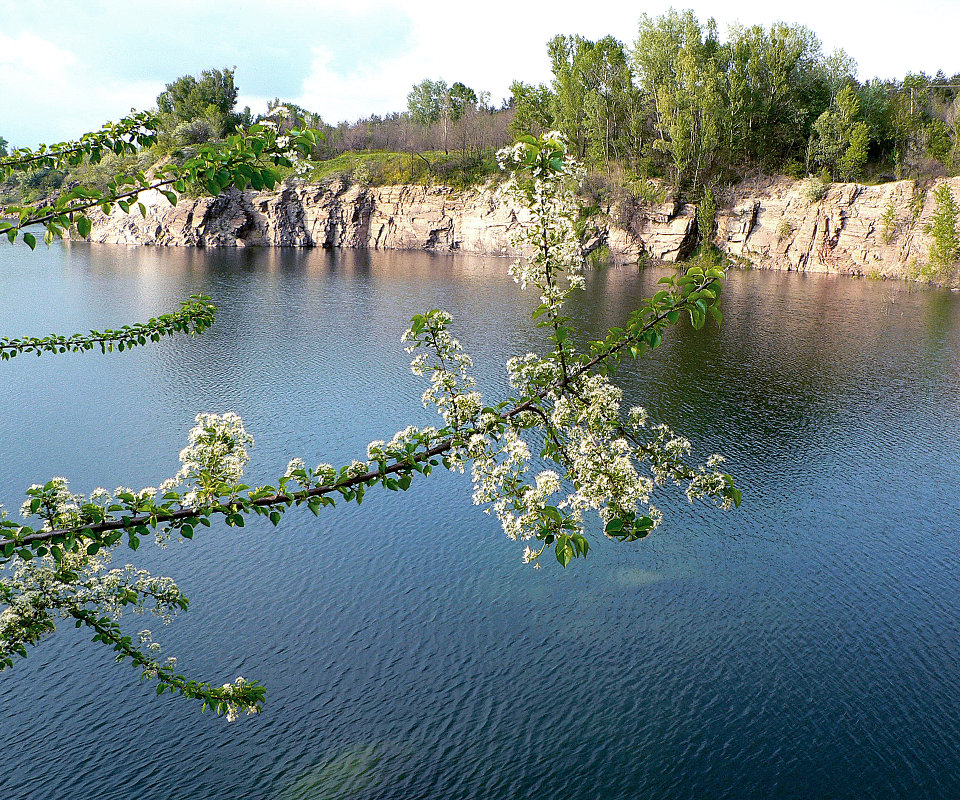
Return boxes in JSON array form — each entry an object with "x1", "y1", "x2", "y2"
[{"x1": 157, "y1": 67, "x2": 242, "y2": 137}]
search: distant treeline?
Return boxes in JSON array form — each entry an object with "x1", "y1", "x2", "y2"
[{"x1": 4, "y1": 8, "x2": 960, "y2": 204}]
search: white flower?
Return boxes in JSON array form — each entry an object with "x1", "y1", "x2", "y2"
[{"x1": 174, "y1": 412, "x2": 253, "y2": 496}]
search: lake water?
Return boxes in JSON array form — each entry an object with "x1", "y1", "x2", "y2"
[{"x1": 1, "y1": 243, "x2": 960, "y2": 800}]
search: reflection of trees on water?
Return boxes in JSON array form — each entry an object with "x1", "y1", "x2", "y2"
[{"x1": 139, "y1": 248, "x2": 542, "y2": 472}]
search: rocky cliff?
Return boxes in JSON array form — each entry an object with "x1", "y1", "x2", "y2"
[
  {"x1": 718, "y1": 176, "x2": 960, "y2": 280},
  {"x1": 74, "y1": 175, "x2": 960, "y2": 281},
  {"x1": 73, "y1": 179, "x2": 699, "y2": 264}
]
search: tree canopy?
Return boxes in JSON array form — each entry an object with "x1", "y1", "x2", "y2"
[{"x1": 157, "y1": 67, "x2": 242, "y2": 136}]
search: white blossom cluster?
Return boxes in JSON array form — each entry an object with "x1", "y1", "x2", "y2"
[
  {"x1": 553, "y1": 377, "x2": 658, "y2": 525},
  {"x1": 402, "y1": 311, "x2": 483, "y2": 430},
  {"x1": 19, "y1": 477, "x2": 80, "y2": 529},
  {"x1": 639, "y1": 425, "x2": 737, "y2": 509},
  {"x1": 18, "y1": 479, "x2": 159, "y2": 532},
  {"x1": 5, "y1": 412, "x2": 260, "y2": 670},
  {"x1": 166, "y1": 412, "x2": 253, "y2": 501},
  {"x1": 281, "y1": 458, "x2": 368, "y2": 491},
  {"x1": 464, "y1": 427, "x2": 566, "y2": 565},
  {"x1": 0, "y1": 547, "x2": 186, "y2": 667},
  {"x1": 496, "y1": 132, "x2": 586, "y2": 309},
  {"x1": 282, "y1": 458, "x2": 337, "y2": 490},
  {"x1": 506, "y1": 352, "x2": 563, "y2": 396},
  {"x1": 220, "y1": 676, "x2": 258, "y2": 722},
  {"x1": 366, "y1": 425, "x2": 441, "y2": 463},
  {"x1": 256, "y1": 105, "x2": 311, "y2": 177}
]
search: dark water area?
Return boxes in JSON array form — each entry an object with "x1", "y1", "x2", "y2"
[{"x1": 1, "y1": 243, "x2": 959, "y2": 799}]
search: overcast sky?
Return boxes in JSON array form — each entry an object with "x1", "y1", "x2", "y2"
[{"x1": 4, "y1": 0, "x2": 960, "y2": 147}]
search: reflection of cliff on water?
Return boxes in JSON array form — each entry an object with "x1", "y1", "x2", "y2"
[
  {"x1": 48, "y1": 244, "x2": 960, "y2": 486},
  {"x1": 569, "y1": 265, "x2": 960, "y2": 477}
]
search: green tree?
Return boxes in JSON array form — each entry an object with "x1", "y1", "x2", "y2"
[
  {"x1": 508, "y1": 81, "x2": 556, "y2": 137},
  {"x1": 157, "y1": 67, "x2": 241, "y2": 136},
  {"x1": 547, "y1": 35, "x2": 639, "y2": 167},
  {"x1": 447, "y1": 82, "x2": 477, "y2": 121},
  {"x1": 723, "y1": 23, "x2": 838, "y2": 169},
  {"x1": 924, "y1": 118, "x2": 953, "y2": 164},
  {"x1": 407, "y1": 79, "x2": 477, "y2": 153},
  {"x1": 927, "y1": 182, "x2": 960, "y2": 268},
  {"x1": 548, "y1": 35, "x2": 590, "y2": 158},
  {"x1": 810, "y1": 84, "x2": 871, "y2": 180},
  {"x1": 407, "y1": 78, "x2": 448, "y2": 125},
  {"x1": 633, "y1": 10, "x2": 725, "y2": 192}
]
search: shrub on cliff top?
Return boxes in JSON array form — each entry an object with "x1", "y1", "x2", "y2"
[{"x1": 802, "y1": 176, "x2": 828, "y2": 203}]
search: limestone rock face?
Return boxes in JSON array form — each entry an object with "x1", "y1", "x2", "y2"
[
  {"x1": 74, "y1": 175, "x2": 959, "y2": 280},
  {"x1": 624, "y1": 199, "x2": 699, "y2": 262},
  {"x1": 73, "y1": 181, "x2": 696, "y2": 264},
  {"x1": 716, "y1": 176, "x2": 960, "y2": 278}
]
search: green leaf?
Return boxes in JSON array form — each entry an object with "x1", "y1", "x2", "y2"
[
  {"x1": 23, "y1": 232, "x2": 36, "y2": 250},
  {"x1": 543, "y1": 505, "x2": 563, "y2": 524},
  {"x1": 605, "y1": 518, "x2": 624, "y2": 534}
]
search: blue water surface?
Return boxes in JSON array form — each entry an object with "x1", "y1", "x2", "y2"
[{"x1": 1, "y1": 243, "x2": 959, "y2": 800}]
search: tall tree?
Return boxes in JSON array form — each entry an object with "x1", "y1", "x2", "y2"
[
  {"x1": 928, "y1": 182, "x2": 960, "y2": 267},
  {"x1": 157, "y1": 67, "x2": 241, "y2": 136},
  {"x1": 447, "y1": 82, "x2": 478, "y2": 122},
  {"x1": 723, "y1": 23, "x2": 839, "y2": 169},
  {"x1": 632, "y1": 10, "x2": 725, "y2": 191},
  {"x1": 810, "y1": 84, "x2": 871, "y2": 180},
  {"x1": 509, "y1": 81, "x2": 556, "y2": 138},
  {"x1": 548, "y1": 35, "x2": 640, "y2": 168},
  {"x1": 407, "y1": 79, "x2": 477, "y2": 153},
  {"x1": 407, "y1": 79, "x2": 448, "y2": 126}
]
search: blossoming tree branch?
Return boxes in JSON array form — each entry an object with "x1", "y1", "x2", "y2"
[{"x1": 0, "y1": 120, "x2": 740, "y2": 722}]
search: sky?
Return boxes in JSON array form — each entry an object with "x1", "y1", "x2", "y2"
[{"x1": 3, "y1": 0, "x2": 960, "y2": 147}]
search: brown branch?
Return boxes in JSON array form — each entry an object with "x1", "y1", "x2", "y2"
[{"x1": 6, "y1": 442, "x2": 454, "y2": 548}]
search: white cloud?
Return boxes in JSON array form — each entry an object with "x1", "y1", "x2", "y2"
[
  {"x1": 0, "y1": 32, "x2": 163, "y2": 146},
  {"x1": 0, "y1": 32, "x2": 76, "y2": 81},
  {"x1": 296, "y1": 46, "x2": 413, "y2": 123},
  {"x1": 284, "y1": 3, "x2": 640, "y2": 121}
]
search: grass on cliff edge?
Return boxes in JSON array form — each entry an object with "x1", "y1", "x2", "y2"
[{"x1": 292, "y1": 149, "x2": 502, "y2": 190}]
